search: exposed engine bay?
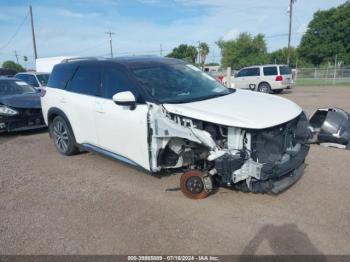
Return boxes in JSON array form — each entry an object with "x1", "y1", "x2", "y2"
[{"x1": 147, "y1": 104, "x2": 322, "y2": 199}]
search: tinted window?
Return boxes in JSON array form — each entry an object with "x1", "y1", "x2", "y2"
[
  {"x1": 279, "y1": 66, "x2": 291, "y2": 75},
  {"x1": 15, "y1": 74, "x2": 28, "y2": 82},
  {"x1": 0, "y1": 80, "x2": 36, "y2": 96},
  {"x1": 237, "y1": 69, "x2": 248, "y2": 77},
  {"x1": 102, "y1": 68, "x2": 133, "y2": 99},
  {"x1": 48, "y1": 65, "x2": 76, "y2": 89},
  {"x1": 263, "y1": 66, "x2": 278, "y2": 76},
  {"x1": 68, "y1": 66, "x2": 101, "y2": 96},
  {"x1": 36, "y1": 74, "x2": 50, "y2": 86},
  {"x1": 26, "y1": 75, "x2": 39, "y2": 87},
  {"x1": 237, "y1": 68, "x2": 259, "y2": 77},
  {"x1": 246, "y1": 68, "x2": 260, "y2": 76}
]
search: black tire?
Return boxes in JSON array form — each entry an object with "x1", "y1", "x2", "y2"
[
  {"x1": 257, "y1": 82, "x2": 272, "y2": 93},
  {"x1": 50, "y1": 116, "x2": 78, "y2": 156},
  {"x1": 273, "y1": 89, "x2": 283, "y2": 94}
]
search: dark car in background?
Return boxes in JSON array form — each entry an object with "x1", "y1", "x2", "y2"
[
  {"x1": 0, "y1": 78, "x2": 45, "y2": 133},
  {"x1": 15, "y1": 72, "x2": 50, "y2": 89}
]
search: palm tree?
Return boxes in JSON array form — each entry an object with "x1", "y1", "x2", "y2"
[{"x1": 198, "y1": 42, "x2": 209, "y2": 70}]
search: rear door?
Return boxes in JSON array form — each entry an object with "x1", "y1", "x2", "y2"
[
  {"x1": 63, "y1": 65, "x2": 100, "y2": 145},
  {"x1": 263, "y1": 66, "x2": 278, "y2": 85},
  {"x1": 94, "y1": 65, "x2": 150, "y2": 170}
]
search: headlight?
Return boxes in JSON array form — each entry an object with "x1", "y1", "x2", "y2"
[{"x1": 0, "y1": 105, "x2": 18, "y2": 116}]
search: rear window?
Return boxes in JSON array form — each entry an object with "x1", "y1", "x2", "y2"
[
  {"x1": 279, "y1": 66, "x2": 291, "y2": 75},
  {"x1": 263, "y1": 66, "x2": 278, "y2": 76},
  {"x1": 48, "y1": 65, "x2": 76, "y2": 89}
]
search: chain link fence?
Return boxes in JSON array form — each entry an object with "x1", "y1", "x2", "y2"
[{"x1": 295, "y1": 67, "x2": 350, "y2": 86}]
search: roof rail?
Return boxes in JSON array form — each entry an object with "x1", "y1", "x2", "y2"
[{"x1": 60, "y1": 56, "x2": 105, "y2": 63}]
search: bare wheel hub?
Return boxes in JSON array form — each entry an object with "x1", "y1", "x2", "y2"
[{"x1": 180, "y1": 170, "x2": 212, "y2": 199}]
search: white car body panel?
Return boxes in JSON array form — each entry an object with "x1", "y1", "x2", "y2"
[
  {"x1": 94, "y1": 98, "x2": 150, "y2": 170},
  {"x1": 164, "y1": 89, "x2": 302, "y2": 129}
]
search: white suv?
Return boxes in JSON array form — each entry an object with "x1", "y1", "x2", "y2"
[
  {"x1": 231, "y1": 64, "x2": 293, "y2": 93},
  {"x1": 41, "y1": 57, "x2": 319, "y2": 199}
]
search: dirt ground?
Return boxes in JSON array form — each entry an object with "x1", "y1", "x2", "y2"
[{"x1": 0, "y1": 86, "x2": 350, "y2": 255}]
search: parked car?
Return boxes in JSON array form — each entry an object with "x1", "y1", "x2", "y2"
[
  {"x1": 0, "y1": 68, "x2": 17, "y2": 77},
  {"x1": 15, "y1": 72, "x2": 50, "y2": 89},
  {"x1": 0, "y1": 78, "x2": 45, "y2": 133},
  {"x1": 231, "y1": 64, "x2": 293, "y2": 93},
  {"x1": 41, "y1": 57, "x2": 349, "y2": 199}
]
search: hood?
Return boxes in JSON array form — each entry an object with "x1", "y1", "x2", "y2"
[
  {"x1": 163, "y1": 89, "x2": 302, "y2": 129},
  {"x1": 0, "y1": 92, "x2": 41, "y2": 109}
]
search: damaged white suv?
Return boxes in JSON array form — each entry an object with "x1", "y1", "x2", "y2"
[{"x1": 41, "y1": 57, "x2": 350, "y2": 199}]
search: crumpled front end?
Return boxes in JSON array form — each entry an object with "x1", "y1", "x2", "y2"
[{"x1": 148, "y1": 104, "x2": 312, "y2": 197}]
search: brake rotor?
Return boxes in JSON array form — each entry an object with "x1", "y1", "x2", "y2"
[{"x1": 180, "y1": 170, "x2": 211, "y2": 199}]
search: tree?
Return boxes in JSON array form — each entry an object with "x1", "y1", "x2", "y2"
[
  {"x1": 2, "y1": 60, "x2": 25, "y2": 72},
  {"x1": 166, "y1": 44, "x2": 198, "y2": 64},
  {"x1": 198, "y1": 42, "x2": 209, "y2": 69},
  {"x1": 217, "y1": 33, "x2": 269, "y2": 69},
  {"x1": 298, "y1": 1, "x2": 350, "y2": 65},
  {"x1": 269, "y1": 47, "x2": 298, "y2": 68}
]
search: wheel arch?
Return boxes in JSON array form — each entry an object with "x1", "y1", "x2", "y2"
[{"x1": 47, "y1": 108, "x2": 75, "y2": 141}]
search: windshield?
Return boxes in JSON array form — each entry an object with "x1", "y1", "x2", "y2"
[
  {"x1": 131, "y1": 63, "x2": 233, "y2": 103},
  {"x1": 0, "y1": 80, "x2": 36, "y2": 96},
  {"x1": 36, "y1": 74, "x2": 50, "y2": 86},
  {"x1": 279, "y1": 66, "x2": 291, "y2": 75}
]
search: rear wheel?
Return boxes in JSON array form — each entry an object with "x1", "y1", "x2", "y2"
[
  {"x1": 257, "y1": 82, "x2": 271, "y2": 93},
  {"x1": 50, "y1": 116, "x2": 78, "y2": 156}
]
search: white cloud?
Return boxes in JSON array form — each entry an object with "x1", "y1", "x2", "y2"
[{"x1": 222, "y1": 28, "x2": 240, "y2": 41}]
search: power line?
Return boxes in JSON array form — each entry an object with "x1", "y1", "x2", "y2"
[{"x1": 0, "y1": 12, "x2": 29, "y2": 51}]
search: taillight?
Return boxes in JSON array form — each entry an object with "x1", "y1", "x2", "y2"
[
  {"x1": 40, "y1": 87, "x2": 47, "y2": 97},
  {"x1": 275, "y1": 75, "x2": 283, "y2": 81}
]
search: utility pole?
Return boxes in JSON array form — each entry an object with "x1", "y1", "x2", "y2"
[
  {"x1": 29, "y1": 5, "x2": 38, "y2": 60},
  {"x1": 105, "y1": 31, "x2": 115, "y2": 58},
  {"x1": 160, "y1": 44, "x2": 163, "y2": 56},
  {"x1": 14, "y1": 51, "x2": 19, "y2": 64},
  {"x1": 287, "y1": 0, "x2": 295, "y2": 66}
]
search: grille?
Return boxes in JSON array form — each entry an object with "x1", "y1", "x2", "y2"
[{"x1": 18, "y1": 108, "x2": 42, "y2": 117}]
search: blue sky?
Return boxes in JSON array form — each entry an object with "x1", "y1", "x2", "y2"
[{"x1": 0, "y1": 0, "x2": 347, "y2": 68}]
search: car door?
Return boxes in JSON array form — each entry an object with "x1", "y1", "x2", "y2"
[
  {"x1": 233, "y1": 69, "x2": 248, "y2": 89},
  {"x1": 94, "y1": 66, "x2": 150, "y2": 170},
  {"x1": 62, "y1": 65, "x2": 100, "y2": 145},
  {"x1": 243, "y1": 67, "x2": 260, "y2": 90}
]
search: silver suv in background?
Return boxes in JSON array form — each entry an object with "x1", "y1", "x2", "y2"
[
  {"x1": 15, "y1": 72, "x2": 50, "y2": 89},
  {"x1": 231, "y1": 64, "x2": 293, "y2": 93}
]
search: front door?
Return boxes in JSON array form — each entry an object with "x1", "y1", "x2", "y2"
[{"x1": 94, "y1": 66, "x2": 150, "y2": 170}]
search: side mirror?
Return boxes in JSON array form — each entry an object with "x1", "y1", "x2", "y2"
[{"x1": 112, "y1": 91, "x2": 136, "y2": 110}]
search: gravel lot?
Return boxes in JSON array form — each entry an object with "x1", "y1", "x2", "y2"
[{"x1": 0, "y1": 86, "x2": 350, "y2": 255}]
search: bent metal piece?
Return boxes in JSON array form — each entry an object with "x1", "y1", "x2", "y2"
[{"x1": 309, "y1": 107, "x2": 350, "y2": 150}]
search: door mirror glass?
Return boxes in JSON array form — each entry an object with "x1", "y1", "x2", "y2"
[{"x1": 112, "y1": 91, "x2": 136, "y2": 109}]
